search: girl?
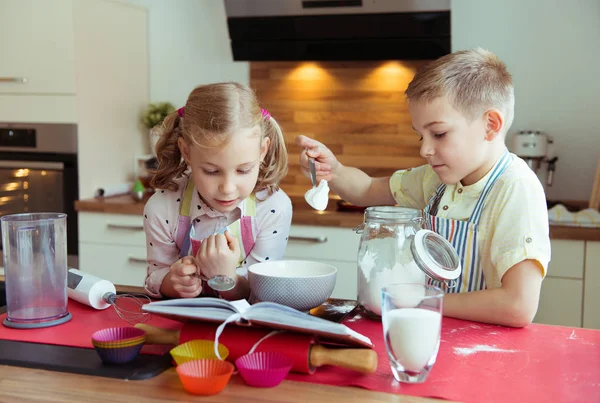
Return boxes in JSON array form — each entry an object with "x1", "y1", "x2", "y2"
[{"x1": 143, "y1": 82, "x2": 292, "y2": 301}]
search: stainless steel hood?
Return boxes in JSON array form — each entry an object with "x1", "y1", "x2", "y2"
[{"x1": 224, "y1": 0, "x2": 451, "y2": 61}]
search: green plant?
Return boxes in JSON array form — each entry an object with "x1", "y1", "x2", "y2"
[{"x1": 141, "y1": 102, "x2": 176, "y2": 129}]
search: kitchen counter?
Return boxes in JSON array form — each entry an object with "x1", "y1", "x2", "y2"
[
  {"x1": 0, "y1": 365, "x2": 438, "y2": 403},
  {"x1": 0, "y1": 281, "x2": 439, "y2": 402},
  {"x1": 75, "y1": 191, "x2": 600, "y2": 241},
  {"x1": 1, "y1": 282, "x2": 598, "y2": 401}
]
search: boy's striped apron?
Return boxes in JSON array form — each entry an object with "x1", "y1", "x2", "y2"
[
  {"x1": 174, "y1": 178, "x2": 256, "y2": 294},
  {"x1": 423, "y1": 150, "x2": 511, "y2": 293}
]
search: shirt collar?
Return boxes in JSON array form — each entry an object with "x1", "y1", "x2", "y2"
[
  {"x1": 188, "y1": 190, "x2": 242, "y2": 222},
  {"x1": 451, "y1": 151, "x2": 507, "y2": 197}
]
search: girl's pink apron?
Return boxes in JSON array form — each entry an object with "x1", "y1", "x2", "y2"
[{"x1": 174, "y1": 178, "x2": 256, "y2": 295}]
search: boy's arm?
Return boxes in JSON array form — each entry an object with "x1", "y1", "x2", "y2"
[
  {"x1": 295, "y1": 135, "x2": 396, "y2": 206},
  {"x1": 329, "y1": 166, "x2": 396, "y2": 206},
  {"x1": 443, "y1": 259, "x2": 544, "y2": 327}
]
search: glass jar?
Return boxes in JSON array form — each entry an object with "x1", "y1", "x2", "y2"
[{"x1": 355, "y1": 206, "x2": 461, "y2": 319}]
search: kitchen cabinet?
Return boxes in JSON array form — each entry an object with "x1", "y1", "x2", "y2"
[
  {"x1": 1, "y1": 0, "x2": 149, "y2": 200},
  {"x1": 79, "y1": 212, "x2": 147, "y2": 286},
  {"x1": 79, "y1": 219, "x2": 363, "y2": 297},
  {"x1": 284, "y1": 225, "x2": 360, "y2": 300},
  {"x1": 534, "y1": 239, "x2": 585, "y2": 327},
  {"x1": 534, "y1": 239, "x2": 600, "y2": 330},
  {"x1": 583, "y1": 241, "x2": 600, "y2": 329},
  {"x1": 0, "y1": 0, "x2": 150, "y2": 203},
  {"x1": 0, "y1": 0, "x2": 76, "y2": 95}
]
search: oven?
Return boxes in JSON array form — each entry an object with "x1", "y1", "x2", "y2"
[{"x1": 0, "y1": 123, "x2": 79, "y2": 268}]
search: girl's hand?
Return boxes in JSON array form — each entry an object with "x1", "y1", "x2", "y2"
[
  {"x1": 196, "y1": 231, "x2": 240, "y2": 279},
  {"x1": 168, "y1": 256, "x2": 202, "y2": 298},
  {"x1": 295, "y1": 135, "x2": 341, "y2": 182}
]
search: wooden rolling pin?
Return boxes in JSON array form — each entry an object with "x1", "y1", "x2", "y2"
[{"x1": 136, "y1": 323, "x2": 378, "y2": 374}]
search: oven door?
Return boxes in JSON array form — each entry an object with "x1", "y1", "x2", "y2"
[
  {"x1": 0, "y1": 160, "x2": 64, "y2": 215},
  {"x1": 0, "y1": 160, "x2": 77, "y2": 268}
]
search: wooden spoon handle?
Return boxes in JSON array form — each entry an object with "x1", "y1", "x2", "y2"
[
  {"x1": 309, "y1": 345, "x2": 378, "y2": 373},
  {"x1": 135, "y1": 323, "x2": 180, "y2": 345}
]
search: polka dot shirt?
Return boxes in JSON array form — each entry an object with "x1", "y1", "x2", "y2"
[{"x1": 143, "y1": 176, "x2": 293, "y2": 297}]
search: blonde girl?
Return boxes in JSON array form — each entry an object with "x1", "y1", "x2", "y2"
[{"x1": 143, "y1": 82, "x2": 292, "y2": 300}]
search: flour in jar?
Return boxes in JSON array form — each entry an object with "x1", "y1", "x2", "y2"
[
  {"x1": 384, "y1": 308, "x2": 441, "y2": 372},
  {"x1": 358, "y1": 237, "x2": 426, "y2": 315}
]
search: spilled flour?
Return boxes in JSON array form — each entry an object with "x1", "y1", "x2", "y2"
[{"x1": 454, "y1": 344, "x2": 518, "y2": 356}]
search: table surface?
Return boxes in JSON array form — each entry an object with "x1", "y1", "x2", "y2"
[
  {"x1": 0, "y1": 282, "x2": 445, "y2": 402},
  {"x1": 0, "y1": 364, "x2": 447, "y2": 403}
]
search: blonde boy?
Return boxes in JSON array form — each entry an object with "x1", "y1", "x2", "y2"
[{"x1": 296, "y1": 48, "x2": 550, "y2": 327}]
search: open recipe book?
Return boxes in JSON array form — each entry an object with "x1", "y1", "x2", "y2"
[{"x1": 142, "y1": 298, "x2": 373, "y2": 348}]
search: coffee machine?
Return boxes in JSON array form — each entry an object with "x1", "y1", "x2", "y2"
[{"x1": 511, "y1": 129, "x2": 558, "y2": 189}]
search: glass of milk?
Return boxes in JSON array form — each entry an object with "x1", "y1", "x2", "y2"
[{"x1": 381, "y1": 283, "x2": 443, "y2": 383}]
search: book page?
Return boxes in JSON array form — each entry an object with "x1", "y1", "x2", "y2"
[
  {"x1": 243, "y1": 302, "x2": 372, "y2": 347},
  {"x1": 142, "y1": 297, "x2": 245, "y2": 319}
]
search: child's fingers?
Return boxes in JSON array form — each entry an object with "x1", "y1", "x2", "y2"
[
  {"x1": 171, "y1": 258, "x2": 198, "y2": 276},
  {"x1": 295, "y1": 134, "x2": 319, "y2": 149},
  {"x1": 314, "y1": 160, "x2": 331, "y2": 173},
  {"x1": 215, "y1": 233, "x2": 228, "y2": 250},
  {"x1": 173, "y1": 273, "x2": 201, "y2": 287},
  {"x1": 180, "y1": 256, "x2": 196, "y2": 266},
  {"x1": 197, "y1": 234, "x2": 209, "y2": 257},
  {"x1": 175, "y1": 284, "x2": 202, "y2": 298},
  {"x1": 224, "y1": 230, "x2": 240, "y2": 253},
  {"x1": 204, "y1": 234, "x2": 216, "y2": 251}
]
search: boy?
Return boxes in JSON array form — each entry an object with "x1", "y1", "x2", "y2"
[{"x1": 296, "y1": 48, "x2": 550, "y2": 327}]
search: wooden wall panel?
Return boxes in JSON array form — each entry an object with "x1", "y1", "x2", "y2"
[{"x1": 250, "y1": 61, "x2": 429, "y2": 196}]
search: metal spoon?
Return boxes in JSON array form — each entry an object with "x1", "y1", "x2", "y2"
[
  {"x1": 308, "y1": 157, "x2": 318, "y2": 187},
  {"x1": 189, "y1": 225, "x2": 236, "y2": 292},
  {"x1": 198, "y1": 273, "x2": 236, "y2": 292}
]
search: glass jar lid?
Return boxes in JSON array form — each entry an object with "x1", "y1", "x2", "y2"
[{"x1": 410, "y1": 229, "x2": 462, "y2": 282}]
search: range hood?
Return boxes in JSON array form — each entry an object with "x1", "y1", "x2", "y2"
[{"x1": 224, "y1": 0, "x2": 450, "y2": 61}]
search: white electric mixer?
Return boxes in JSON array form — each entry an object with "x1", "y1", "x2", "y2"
[{"x1": 67, "y1": 268, "x2": 151, "y2": 324}]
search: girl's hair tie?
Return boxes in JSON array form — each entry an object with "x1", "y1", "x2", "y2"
[
  {"x1": 261, "y1": 108, "x2": 271, "y2": 121},
  {"x1": 177, "y1": 107, "x2": 185, "y2": 118}
]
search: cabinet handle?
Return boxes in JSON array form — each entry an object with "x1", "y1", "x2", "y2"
[
  {"x1": 0, "y1": 77, "x2": 28, "y2": 84},
  {"x1": 288, "y1": 235, "x2": 328, "y2": 243},
  {"x1": 128, "y1": 257, "x2": 147, "y2": 264},
  {"x1": 107, "y1": 224, "x2": 143, "y2": 231},
  {"x1": 0, "y1": 161, "x2": 64, "y2": 170}
]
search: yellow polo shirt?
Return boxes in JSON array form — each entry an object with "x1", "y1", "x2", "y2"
[{"x1": 389, "y1": 153, "x2": 551, "y2": 289}]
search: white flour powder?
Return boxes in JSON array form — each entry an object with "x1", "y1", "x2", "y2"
[
  {"x1": 304, "y1": 179, "x2": 329, "y2": 211},
  {"x1": 453, "y1": 345, "x2": 518, "y2": 356}
]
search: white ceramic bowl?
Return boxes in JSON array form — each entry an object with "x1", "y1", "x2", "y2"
[{"x1": 248, "y1": 260, "x2": 337, "y2": 311}]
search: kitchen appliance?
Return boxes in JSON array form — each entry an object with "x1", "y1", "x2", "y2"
[
  {"x1": 0, "y1": 123, "x2": 79, "y2": 268},
  {"x1": 511, "y1": 129, "x2": 558, "y2": 189},
  {"x1": 224, "y1": 0, "x2": 450, "y2": 61},
  {"x1": 67, "y1": 268, "x2": 151, "y2": 324},
  {"x1": 1, "y1": 213, "x2": 71, "y2": 329}
]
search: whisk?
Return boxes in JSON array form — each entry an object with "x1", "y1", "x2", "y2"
[
  {"x1": 67, "y1": 268, "x2": 152, "y2": 324},
  {"x1": 101, "y1": 291, "x2": 151, "y2": 324}
]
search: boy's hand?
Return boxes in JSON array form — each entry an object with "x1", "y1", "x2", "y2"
[
  {"x1": 168, "y1": 256, "x2": 202, "y2": 298},
  {"x1": 295, "y1": 135, "x2": 340, "y2": 182},
  {"x1": 196, "y1": 231, "x2": 240, "y2": 279}
]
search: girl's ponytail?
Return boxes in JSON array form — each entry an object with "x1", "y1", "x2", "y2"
[
  {"x1": 255, "y1": 116, "x2": 288, "y2": 195},
  {"x1": 149, "y1": 112, "x2": 187, "y2": 191}
]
